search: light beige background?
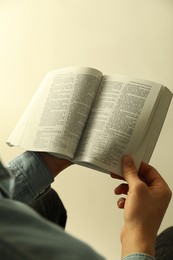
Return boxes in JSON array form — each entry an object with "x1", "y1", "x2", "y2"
[{"x1": 0, "y1": 1, "x2": 173, "y2": 259}]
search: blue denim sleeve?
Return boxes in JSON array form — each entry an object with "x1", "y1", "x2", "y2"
[
  {"x1": 0, "y1": 154, "x2": 106, "y2": 260},
  {"x1": 6, "y1": 151, "x2": 54, "y2": 203},
  {"x1": 122, "y1": 253, "x2": 156, "y2": 259},
  {"x1": 0, "y1": 161, "x2": 14, "y2": 198}
]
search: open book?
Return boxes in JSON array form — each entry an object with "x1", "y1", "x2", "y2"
[{"x1": 7, "y1": 67, "x2": 172, "y2": 176}]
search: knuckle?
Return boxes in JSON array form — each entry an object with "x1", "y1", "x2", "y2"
[
  {"x1": 133, "y1": 181, "x2": 146, "y2": 194},
  {"x1": 167, "y1": 188, "x2": 172, "y2": 200},
  {"x1": 162, "y1": 186, "x2": 172, "y2": 202}
]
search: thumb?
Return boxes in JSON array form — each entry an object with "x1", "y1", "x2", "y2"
[{"x1": 122, "y1": 155, "x2": 139, "y2": 184}]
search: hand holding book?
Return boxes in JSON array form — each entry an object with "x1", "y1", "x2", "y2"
[{"x1": 7, "y1": 66, "x2": 172, "y2": 176}]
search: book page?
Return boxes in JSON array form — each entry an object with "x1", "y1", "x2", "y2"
[
  {"x1": 134, "y1": 86, "x2": 172, "y2": 165},
  {"x1": 7, "y1": 67, "x2": 102, "y2": 158},
  {"x1": 74, "y1": 75, "x2": 163, "y2": 175}
]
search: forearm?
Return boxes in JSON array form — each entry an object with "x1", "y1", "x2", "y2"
[{"x1": 121, "y1": 228, "x2": 156, "y2": 259}]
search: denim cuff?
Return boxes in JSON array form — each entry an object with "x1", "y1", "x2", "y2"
[
  {"x1": 122, "y1": 253, "x2": 155, "y2": 260},
  {"x1": 7, "y1": 151, "x2": 54, "y2": 203}
]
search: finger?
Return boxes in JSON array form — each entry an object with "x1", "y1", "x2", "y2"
[
  {"x1": 117, "y1": 198, "x2": 126, "y2": 209},
  {"x1": 110, "y1": 173, "x2": 124, "y2": 180},
  {"x1": 139, "y1": 161, "x2": 165, "y2": 186},
  {"x1": 122, "y1": 155, "x2": 139, "y2": 184},
  {"x1": 114, "y1": 183, "x2": 129, "y2": 195}
]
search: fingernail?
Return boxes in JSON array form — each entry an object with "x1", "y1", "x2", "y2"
[{"x1": 117, "y1": 198, "x2": 125, "y2": 208}]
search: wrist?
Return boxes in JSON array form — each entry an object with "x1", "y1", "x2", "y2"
[
  {"x1": 37, "y1": 152, "x2": 72, "y2": 177},
  {"x1": 121, "y1": 226, "x2": 156, "y2": 258}
]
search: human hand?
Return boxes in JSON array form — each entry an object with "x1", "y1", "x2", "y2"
[
  {"x1": 114, "y1": 155, "x2": 172, "y2": 258},
  {"x1": 38, "y1": 152, "x2": 72, "y2": 178}
]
